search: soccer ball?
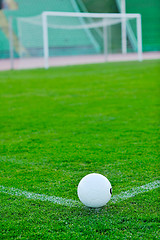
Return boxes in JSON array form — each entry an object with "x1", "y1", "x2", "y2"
[{"x1": 77, "y1": 173, "x2": 112, "y2": 208}]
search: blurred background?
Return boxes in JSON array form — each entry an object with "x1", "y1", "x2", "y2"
[{"x1": 0, "y1": 0, "x2": 160, "y2": 69}]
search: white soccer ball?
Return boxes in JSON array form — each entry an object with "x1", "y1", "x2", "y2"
[{"x1": 77, "y1": 173, "x2": 112, "y2": 208}]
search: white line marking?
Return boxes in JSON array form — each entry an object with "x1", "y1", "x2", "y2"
[
  {"x1": 0, "y1": 185, "x2": 79, "y2": 207},
  {"x1": 111, "y1": 180, "x2": 160, "y2": 203},
  {"x1": 0, "y1": 180, "x2": 159, "y2": 207}
]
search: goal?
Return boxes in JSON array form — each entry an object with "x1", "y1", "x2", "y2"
[{"x1": 17, "y1": 11, "x2": 142, "y2": 69}]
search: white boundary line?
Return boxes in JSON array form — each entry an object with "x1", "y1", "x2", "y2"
[
  {"x1": 0, "y1": 180, "x2": 159, "y2": 208},
  {"x1": 111, "y1": 180, "x2": 160, "y2": 203},
  {"x1": 0, "y1": 185, "x2": 79, "y2": 207}
]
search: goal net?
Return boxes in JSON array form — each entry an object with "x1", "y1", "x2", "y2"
[{"x1": 17, "y1": 12, "x2": 142, "y2": 69}]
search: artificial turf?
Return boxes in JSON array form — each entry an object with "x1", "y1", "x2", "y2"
[{"x1": 0, "y1": 60, "x2": 159, "y2": 239}]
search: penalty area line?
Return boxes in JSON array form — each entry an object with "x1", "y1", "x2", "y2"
[{"x1": 0, "y1": 180, "x2": 159, "y2": 208}]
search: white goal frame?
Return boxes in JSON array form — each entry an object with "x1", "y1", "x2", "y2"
[{"x1": 42, "y1": 11, "x2": 142, "y2": 69}]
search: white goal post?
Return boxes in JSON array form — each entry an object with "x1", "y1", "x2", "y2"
[{"x1": 42, "y1": 11, "x2": 142, "y2": 69}]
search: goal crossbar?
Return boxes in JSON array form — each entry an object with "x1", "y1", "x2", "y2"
[{"x1": 42, "y1": 11, "x2": 141, "y2": 19}]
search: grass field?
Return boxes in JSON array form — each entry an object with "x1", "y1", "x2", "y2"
[{"x1": 0, "y1": 60, "x2": 159, "y2": 239}]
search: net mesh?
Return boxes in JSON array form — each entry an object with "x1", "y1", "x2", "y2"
[{"x1": 17, "y1": 13, "x2": 139, "y2": 69}]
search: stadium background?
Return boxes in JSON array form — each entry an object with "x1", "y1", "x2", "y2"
[{"x1": 0, "y1": 0, "x2": 160, "y2": 59}]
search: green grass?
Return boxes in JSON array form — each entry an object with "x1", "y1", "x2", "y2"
[{"x1": 0, "y1": 60, "x2": 159, "y2": 239}]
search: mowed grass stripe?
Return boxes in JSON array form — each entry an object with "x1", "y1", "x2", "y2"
[{"x1": 0, "y1": 180, "x2": 159, "y2": 207}]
